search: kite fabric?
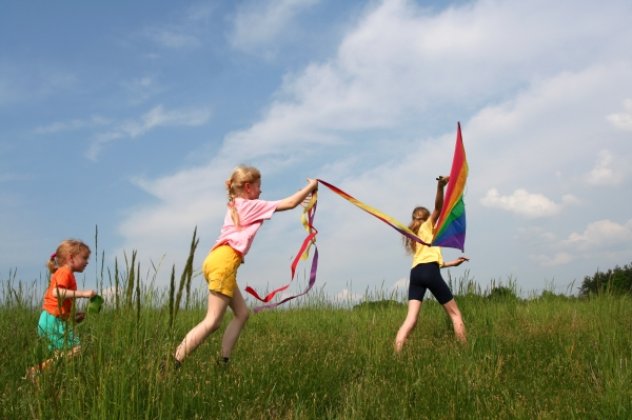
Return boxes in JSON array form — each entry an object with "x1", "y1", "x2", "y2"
[{"x1": 432, "y1": 122, "x2": 468, "y2": 251}]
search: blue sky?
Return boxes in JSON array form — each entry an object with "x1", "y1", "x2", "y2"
[{"x1": 2, "y1": 0, "x2": 631, "y2": 303}]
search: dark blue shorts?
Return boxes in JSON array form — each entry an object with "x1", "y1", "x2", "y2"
[{"x1": 408, "y1": 262, "x2": 454, "y2": 304}]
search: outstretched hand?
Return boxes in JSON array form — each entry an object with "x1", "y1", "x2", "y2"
[
  {"x1": 453, "y1": 256, "x2": 469, "y2": 266},
  {"x1": 306, "y1": 178, "x2": 318, "y2": 191},
  {"x1": 443, "y1": 256, "x2": 469, "y2": 268}
]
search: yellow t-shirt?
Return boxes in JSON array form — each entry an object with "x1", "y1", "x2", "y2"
[{"x1": 411, "y1": 218, "x2": 443, "y2": 267}]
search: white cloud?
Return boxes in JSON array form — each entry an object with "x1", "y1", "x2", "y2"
[
  {"x1": 531, "y1": 252, "x2": 575, "y2": 267},
  {"x1": 126, "y1": 105, "x2": 211, "y2": 136},
  {"x1": 145, "y1": 29, "x2": 201, "y2": 49},
  {"x1": 229, "y1": 0, "x2": 319, "y2": 55},
  {"x1": 585, "y1": 150, "x2": 623, "y2": 186},
  {"x1": 140, "y1": 3, "x2": 217, "y2": 50},
  {"x1": 607, "y1": 98, "x2": 632, "y2": 131},
  {"x1": 516, "y1": 227, "x2": 557, "y2": 243},
  {"x1": 563, "y1": 219, "x2": 632, "y2": 250},
  {"x1": 530, "y1": 218, "x2": 632, "y2": 269},
  {"x1": 121, "y1": 76, "x2": 164, "y2": 105},
  {"x1": 34, "y1": 115, "x2": 111, "y2": 134},
  {"x1": 480, "y1": 188, "x2": 567, "y2": 218},
  {"x1": 86, "y1": 105, "x2": 212, "y2": 160}
]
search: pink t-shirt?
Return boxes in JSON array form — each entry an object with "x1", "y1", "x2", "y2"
[{"x1": 214, "y1": 198, "x2": 280, "y2": 257}]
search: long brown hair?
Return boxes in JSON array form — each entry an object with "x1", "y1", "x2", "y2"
[
  {"x1": 47, "y1": 239, "x2": 91, "y2": 273},
  {"x1": 225, "y1": 165, "x2": 261, "y2": 228},
  {"x1": 403, "y1": 206, "x2": 429, "y2": 255}
]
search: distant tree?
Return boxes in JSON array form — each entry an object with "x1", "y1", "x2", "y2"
[{"x1": 579, "y1": 262, "x2": 632, "y2": 296}]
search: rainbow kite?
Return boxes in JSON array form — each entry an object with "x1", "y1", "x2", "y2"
[{"x1": 432, "y1": 122, "x2": 468, "y2": 251}]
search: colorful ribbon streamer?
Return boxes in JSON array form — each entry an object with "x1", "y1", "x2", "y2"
[
  {"x1": 245, "y1": 192, "x2": 319, "y2": 312},
  {"x1": 246, "y1": 126, "x2": 468, "y2": 310},
  {"x1": 246, "y1": 178, "x2": 433, "y2": 311},
  {"x1": 316, "y1": 179, "x2": 431, "y2": 247}
]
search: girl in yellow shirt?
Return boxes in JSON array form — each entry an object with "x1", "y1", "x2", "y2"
[{"x1": 395, "y1": 176, "x2": 469, "y2": 352}]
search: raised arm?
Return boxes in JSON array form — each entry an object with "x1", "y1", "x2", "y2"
[
  {"x1": 275, "y1": 179, "x2": 319, "y2": 212},
  {"x1": 430, "y1": 176, "x2": 449, "y2": 225}
]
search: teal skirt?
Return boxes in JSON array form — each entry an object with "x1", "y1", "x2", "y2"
[{"x1": 37, "y1": 311, "x2": 80, "y2": 351}]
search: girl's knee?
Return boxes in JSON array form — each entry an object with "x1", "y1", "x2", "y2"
[
  {"x1": 201, "y1": 318, "x2": 222, "y2": 334},
  {"x1": 442, "y1": 300, "x2": 462, "y2": 316},
  {"x1": 236, "y1": 309, "x2": 250, "y2": 324}
]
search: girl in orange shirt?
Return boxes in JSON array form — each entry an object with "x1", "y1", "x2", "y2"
[{"x1": 27, "y1": 239, "x2": 96, "y2": 379}]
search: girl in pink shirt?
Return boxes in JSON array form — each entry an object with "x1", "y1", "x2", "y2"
[{"x1": 174, "y1": 165, "x2": 318, "y2": 368}]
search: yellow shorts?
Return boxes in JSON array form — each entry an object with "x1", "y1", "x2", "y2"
[{"x1": 202, "y1": 245, "x2": 242, "y2": 298}]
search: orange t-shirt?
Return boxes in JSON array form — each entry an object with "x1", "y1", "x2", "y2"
[{"x1": 42, "y1": 266, "x2": 77, "y2": 319}]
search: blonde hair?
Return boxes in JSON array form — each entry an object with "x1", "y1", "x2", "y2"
[
  {"x1": 225, "y1": 165, "x2": 261, "y2": 227},
  {"x1": 48, "y1": 239, "x2": 91, "y2": 273},
  {"x1": 403, "y1": 207, "x2": 430, "y2": 255}
]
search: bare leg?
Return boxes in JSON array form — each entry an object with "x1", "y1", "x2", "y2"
[
  {"x1": 175, "y1": 291, "x2": 230, "y2": 362},
  {"x1": 26, "y1": 346, "x2": 82, "y2": 381},
  {"x1": 220, "y1": 288, "x2": 250, "y2": 359},
  {"x1": 442, "y1": 299, "x2": 467, "y2": 343},
  {"x1": 394, "y1": 300, "x2": 422, "y2": 353}
]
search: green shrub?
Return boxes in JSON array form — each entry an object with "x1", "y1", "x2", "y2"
[{"x1": 579, "y1": 262, "x2": 632, "y2": 296}]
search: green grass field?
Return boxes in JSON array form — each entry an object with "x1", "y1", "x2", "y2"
[{"x1": 1, "y1": 279, "x2": 630, "y2": 419}]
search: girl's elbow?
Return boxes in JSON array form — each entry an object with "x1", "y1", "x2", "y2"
[
  {"x1": 276, "y1": 200, "x2": 296, "y2": 211},
  {"x1": 286, "y1": 198, "x2": 300, "y2": 209}
]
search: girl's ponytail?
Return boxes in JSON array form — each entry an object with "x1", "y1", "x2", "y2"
[
  {"x1": 47, "y1": 253, "x2": 58, "y2": 274},
  {"x1": 403, "y1": 207, "x2": 429, "y2": 255},
  {"x1": 226, "y1": 178, "x2": 241, "y2": 228}
]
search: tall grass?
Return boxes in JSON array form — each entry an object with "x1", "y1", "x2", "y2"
[
  {"x1": 1, "y1": 286, "x2": 631, "y2": 418},
  {"x1": 1, "y1": 236, "x2": 631, "y2": 418}
]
